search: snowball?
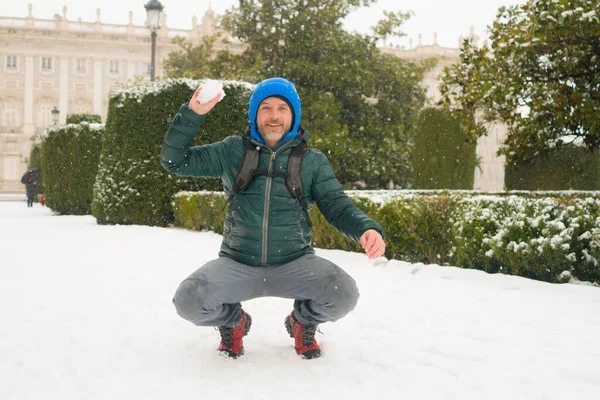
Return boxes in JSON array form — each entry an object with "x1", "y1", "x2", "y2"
[{"x1": 196, "y1": 80, "x2": 226, "y2": 104}]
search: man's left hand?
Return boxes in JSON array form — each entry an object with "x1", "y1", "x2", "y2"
[{"x1": 360, "y1": 229, "x2": 386, "y2": 259}]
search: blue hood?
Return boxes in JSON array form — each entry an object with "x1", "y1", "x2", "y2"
[{"x1": 248, "y1": 78, "x2": 302, "y2": 149}]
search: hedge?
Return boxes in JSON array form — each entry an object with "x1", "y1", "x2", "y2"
[
  {"x1": 506, "y1": 145, "x2": 600, "y2": 190},
  {"x1": 66, "y1": 113, "x2": 102, "y2": 124},
  {"x1": 411, "y1": 107, "x2": 477, "y2": 189},
  {"x1": 172, "y1": 190, "x2": 600, "y2": 285},
  {"x1": 27, "y1": 143, "x2": 44, "y2": 195},
  {"x1": 40, "y1": 122, "x2": 103, "y2": 214},
  {"x1": 91, "y1": 78, "x2": 254, "y2": 226}
]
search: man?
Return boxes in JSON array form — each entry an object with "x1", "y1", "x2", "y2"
[{"x1": 161, "y1": 77, "x2": 385, "y2": 360}]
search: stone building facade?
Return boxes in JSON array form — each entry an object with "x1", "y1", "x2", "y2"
[
  {"x1": 0, "y1": 5, "x2": 504, "y2": 194},
  {"x1": 0, "y1": 4, "x2": 243, "y2": 194}
]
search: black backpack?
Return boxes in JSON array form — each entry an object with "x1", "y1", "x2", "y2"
[{"x1": 225, "y1": 140, "x2": 312, "y2": 226}]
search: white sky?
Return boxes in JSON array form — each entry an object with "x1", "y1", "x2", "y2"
[{"x1": 3, "y1": 0, "x2": 526, "y2": 49}]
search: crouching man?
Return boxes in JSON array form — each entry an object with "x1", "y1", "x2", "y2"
[{"x1": 161, "y1": 78, "x2": 385, "y2": 359}]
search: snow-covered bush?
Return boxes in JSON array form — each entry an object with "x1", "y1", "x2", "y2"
[
  {"x1": 91, "y1": 78, "x2": 253, "y2": 226},
  {"x1": 40, "y1": 122, "x2": 103, "y2": 215},
  {"x1": 66, "y1": 113, "x2": 102, "y2": 125},
  {"x1": 450, "y1": 196, "x2": 600, "y2": 283},
  {"x1": 172, "y1": 189, "x2": 600, "y2": 284}
]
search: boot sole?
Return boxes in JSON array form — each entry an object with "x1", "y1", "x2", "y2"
[{"x1": 218, "y1": 348, "x2": 245, "y2": 359}]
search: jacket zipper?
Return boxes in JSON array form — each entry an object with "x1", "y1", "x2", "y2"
[
  {"x1": 260, "y1": 139, "x2": 296, "y2": 264},
  {"x1": 262, "y1": 151, "x2": 276, "y2": 264}
]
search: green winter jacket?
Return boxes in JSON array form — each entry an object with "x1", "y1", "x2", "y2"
[{"x1": 161, "y1": 104, "x2": 384, "y2": 266}]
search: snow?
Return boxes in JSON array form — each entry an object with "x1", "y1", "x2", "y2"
[
  {"x1": 111, "y1": 78, "x2": 254, "y2": 108},
  {"x1": 581, "y1": 10, "x2": 597, "y2": 20},
  {"x1": 2, "y1": 201, "x2": 600, "y2": 400},
  {"x1": 196, "y1": 80, "x2": 226, "y2": 104},
  {"x1": 44, "y1": 122, "x2": 104, "y2": 138}
]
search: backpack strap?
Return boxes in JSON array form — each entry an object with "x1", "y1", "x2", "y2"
[
  {"x1": 225, "y1": 140, "x2": 312, "y2": 228},
  {"x1": 223, "y1": 141, "x2": 261, "y2": 210},
  {"x1": 285, "y1": 142, "x2": 312, "y2": 227}
]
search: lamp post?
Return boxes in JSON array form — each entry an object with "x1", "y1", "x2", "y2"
[
  {"x1": 51, "y1": 106, "x2": 60, "y2": 126},
  {"x1": 144, "y1": 0, "x2": 164, "y2": 82}
]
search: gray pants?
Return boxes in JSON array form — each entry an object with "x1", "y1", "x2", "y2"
[{"x1": 173, "y1": 254, "x2": 359, "y2": 327}]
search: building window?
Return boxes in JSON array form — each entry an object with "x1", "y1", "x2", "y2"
[
  {"x1": 109, "y1": 60, "x2": 119, "y2": 74},
  {"x1": 76, "y1": 59, "x2": 87, "y2": 73},
  {"x1": 74, "y1": 105, "x2": 87, "y2": 114},
  {"x1": 6, "y1": 55, "x2": 17, "y2": 69},
  {"x1": 3, "y1": 104, "x2": 19, "y2": 127},
  {"x1": 41, "y1": 57, "x2": 52, "y2": 71},
  {"x1": 2, "y1": 156, "x2": 19, "y2": 180},
  {"x1": 37, "y1": 104, "x2": 52, "y2": 128}
]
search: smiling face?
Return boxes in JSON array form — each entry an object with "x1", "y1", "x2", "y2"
[{"x1": 256, "y1": 96, "x2": 293, "y2": 148}]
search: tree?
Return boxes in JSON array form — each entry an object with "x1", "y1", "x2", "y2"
[
  {"x1": 439, "y1": 0, "x2": 600, "y2": 165},
  {"x1": 412, "y1": 107, "x2": 478, "y2": 189},
  {"x1": 163, "y1": 36, "x2": 263, "y2": 82},
  {"x1": 165, "y1": 0, "x2": 430, "y2": 188}
]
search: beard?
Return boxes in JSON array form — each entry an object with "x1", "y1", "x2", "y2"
[{"x1": 258, "y1": 120, "x2": 290, "y2": 140}]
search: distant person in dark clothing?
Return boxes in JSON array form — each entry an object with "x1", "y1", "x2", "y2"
[{"x1": 24, "y1": 174, "x2": 38, "y2": 207}]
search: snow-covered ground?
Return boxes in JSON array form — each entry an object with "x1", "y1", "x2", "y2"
[{"x1": 2, "y1": 201, "x2": 600, "y2": 400}]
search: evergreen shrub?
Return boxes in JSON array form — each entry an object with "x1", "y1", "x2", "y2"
[
  {"x1": 505, "y1": 145, "x2": 600, "y2": 190},
  {"x1": 66, "y1": 113, "x2": 102, "y2": 124},
  {"x1": 40, "y1": 123, "x2": 103, "y2": 214},
  {"x1": 309, "y1": 196, "x2": 375, "y2": 253},
  {"x1": 173, "y1": 191, "x2": 228, "y2": 234},
  {"x1": 449, "y1": 196, "x2": 600, "y2": 283},
  {"x1": 92, "y1": 78, "x2": 254, "y2": 226},
  {"x1": 378, "y1": 194, "x2": 455, "y2": 263},
  {"x1": 172, "y1": 190, "x2": 600, "y2": 285},
  {"x1": 412, "y1": 107, "x2": 477, "y2": 189},
  {"x1": 28, "y1": 143, "x2": 44, "y2": 194}
]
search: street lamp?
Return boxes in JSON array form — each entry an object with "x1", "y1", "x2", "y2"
[
  {"x1": 144, "y1": 0, "x2": 164, "y2": 82},
  {"x1": 51, "y1": 106, "x2": 60, "y2": 126}
]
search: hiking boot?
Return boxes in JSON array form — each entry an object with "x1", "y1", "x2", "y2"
[
  {"x1": 284, "y1": 312, "x2": 321, "y2": 359},
  {"x1": 217, "y1": 310, "x2": 252, "y2": 359}
]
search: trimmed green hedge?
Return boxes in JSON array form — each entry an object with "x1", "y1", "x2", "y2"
[
  {"x1": 28, "y1": 143, "x2": 44, "y2": 195},
  {"x1": 173, "y1": 190, "x2": 600, "y2": 285},
  {"x1": 92, "y1": 78, "x2": 254, "y2": 226},
  {"x1": 506, "y1": 145, "x2": 600, "y2": 190},
  {"x1": 411, "y1": 107, "x2": 477, "y2": 189},
  {"x1": 40, "y1": 123, "x2": 103, "y2": 214},
  {"x1": 66, "y1": 113, "x2": 102, "y2": 124}
]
